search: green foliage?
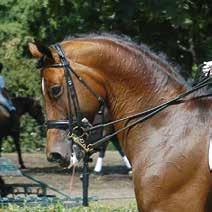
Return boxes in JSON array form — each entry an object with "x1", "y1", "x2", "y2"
[
  {"x1": 2, "y1": 115, "x2": 45, "y2": 152},
  {"x1": 0, "y1": 0, "x2": 212, "y2": 152},
  {"x1": 138, "y1": 0, "x2": 212, "y2": 77},
  {"x1": 0, "y1": 201, "x2": 137, "y2": 211}
]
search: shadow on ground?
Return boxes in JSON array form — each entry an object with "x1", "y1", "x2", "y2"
[{"x1": 22, "y1": 165, "x2": 130, "y2": 176}]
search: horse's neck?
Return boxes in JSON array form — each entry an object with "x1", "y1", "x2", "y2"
[
  {"x1": 66, "y1": 39, "x2": 188, "y2": 119},
  {"x1": 84, "y1": 40, "x2": 188, "y2": 119}
]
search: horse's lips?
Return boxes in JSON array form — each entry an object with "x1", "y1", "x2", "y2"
[
  {"x1": 57, "y1": 153, "x2": 79, "y2": 168},
  {"x1": 57, "y1": 142, "x2": 81, "y2": 168},
  {"x1": 58, "y1": 157, "x2": 71, "y2": 167}
]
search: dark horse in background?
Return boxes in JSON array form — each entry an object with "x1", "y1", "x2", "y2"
[
  {"x1": 29, "y1": 35, "x2": 212, "y2": 211},
  {"x1": 92, "y1": 107, "x2": 131, "y2": 173},
  {"x1": 0, "y1": 96, "x2": 44, "y2": 168},
  {"x1": 0, "y1": 101, "x2": 14, "y2": 197}
]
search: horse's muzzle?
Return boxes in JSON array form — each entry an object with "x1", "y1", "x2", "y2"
[
  {"x1": 47, "y1": 152, "x2": 70, "y2": 167},
  {"x1": 46, "y1": 137, "x2": 72, "y2": 167}
]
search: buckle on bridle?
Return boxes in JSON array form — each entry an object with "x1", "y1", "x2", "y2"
[{"x1": 68, "y1": 126, "x2": 93, "y2": 153}]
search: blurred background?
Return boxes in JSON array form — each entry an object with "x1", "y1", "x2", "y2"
[{"x1": 0, "y1": 0, "x2": 212, "y2": 153}]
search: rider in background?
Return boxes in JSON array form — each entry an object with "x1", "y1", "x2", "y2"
[{"x1": 0, "y1": 63, "x2": 16, "y2": 114}]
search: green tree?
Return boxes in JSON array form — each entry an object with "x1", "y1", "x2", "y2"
[{"x1": 0, "y1": 0, "x2": 212, "y2": 152}]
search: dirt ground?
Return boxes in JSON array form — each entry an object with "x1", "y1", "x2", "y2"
[{"x1": 2, "y1": 151, "x2": 135, "y2": 207}]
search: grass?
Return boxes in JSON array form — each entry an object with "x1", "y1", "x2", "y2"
[{"x1": 0, "y1": 201, "x2": 137, "y2": 212}]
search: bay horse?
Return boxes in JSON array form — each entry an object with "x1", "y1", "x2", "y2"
[
  {"x1": 0, "y1": 96, "x2": 44, "y2": 168},
  {"x1": 29, "y1": 35, "x2": 212, "y2": 211}
]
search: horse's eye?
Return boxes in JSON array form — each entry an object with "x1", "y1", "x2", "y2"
[{"x1": 49, "y1": 85, "x2": 63, "y2": 98}]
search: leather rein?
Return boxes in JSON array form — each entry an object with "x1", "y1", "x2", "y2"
[{"x1": 40, "y1": 43, "x2": 212, "y2": 154}]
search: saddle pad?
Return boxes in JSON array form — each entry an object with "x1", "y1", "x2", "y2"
[{"x1": 0, "y1": 157, "x2": 22, "y2": 176}]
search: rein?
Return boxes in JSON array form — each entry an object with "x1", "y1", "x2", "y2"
[{"x1": 42, "y1": 43, "x2": 212, "y2": 154}]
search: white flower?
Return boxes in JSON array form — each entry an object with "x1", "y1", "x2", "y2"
[{"x1": 202, "y1": 61, "x2": 212, "y2": 76}]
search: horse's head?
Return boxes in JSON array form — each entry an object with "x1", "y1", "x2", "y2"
[{"x1": 28, "y1": 41, "x2": 106, "y2": 166}]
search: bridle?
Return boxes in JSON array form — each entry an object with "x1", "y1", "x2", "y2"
[
  {"x1": 40, "y1": 43, "x2": 106, "y2": 154},
  {"x1": 39, "y1": 43, "x2": 212, "y2": 155}
]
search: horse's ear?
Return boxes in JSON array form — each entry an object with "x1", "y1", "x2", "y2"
[
  {"x1": 28, "y1": 41, "x2": 53, "y2": 59},
  {"x1": 28, "y1": 42, "x2": 43, "y2": 58}
]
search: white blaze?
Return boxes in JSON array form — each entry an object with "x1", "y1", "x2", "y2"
[{"x1": 41, "y1": 78, "x2": 45, "y2": 95}]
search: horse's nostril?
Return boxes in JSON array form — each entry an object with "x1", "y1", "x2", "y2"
[{"x1": 48, "y1": 152, "x2": 63, "y2": 162}]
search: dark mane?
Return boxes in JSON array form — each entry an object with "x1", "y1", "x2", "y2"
[{"x1": 64, "y1": 33, "x2": 189, "y2": 87}]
